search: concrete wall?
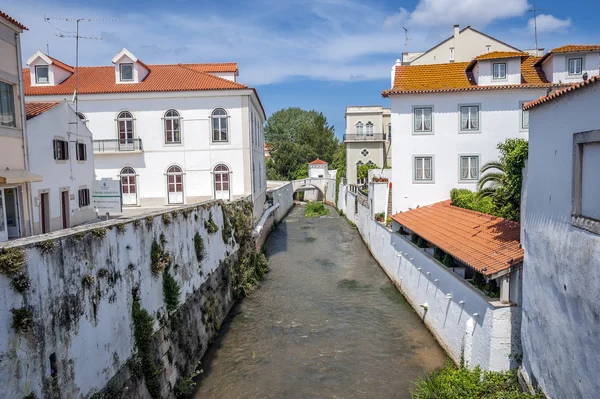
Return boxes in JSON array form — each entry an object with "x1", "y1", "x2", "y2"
[
  {"x1": 390, "y1": 89, "x2": 547, "y2": 214},
  {"x1": 27, "y1": 102, "x2": 97, "y2": 233},
  {"x1": 0, "y1": 200, "x2": 247, "y2": 398},
  {"x1": 338, "y1": 182, "x2": 521, "y2": 371},
  {"x1": 346, "y1": 141, "x2": 386, "y2": 185},
  {"x1": 521, "y1": 82, "x2": 600, "y2": 398}
]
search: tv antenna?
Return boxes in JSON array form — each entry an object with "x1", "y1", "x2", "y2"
[
  {"x1": 527, "y1": 0, "x2": 547, "y2": 55},
  {"x1": 402, "y1": 26, "x2": 411, "y2": 54},
  {"x1": 43, "y1": 16, "x2": 114, "y2": 114}
]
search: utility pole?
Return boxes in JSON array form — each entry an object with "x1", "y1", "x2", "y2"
[{"x1": 527, "y1": 0, "x2": 547, "y2": 55}]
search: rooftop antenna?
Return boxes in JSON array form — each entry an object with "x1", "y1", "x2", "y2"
[
  {"x1": 527, "y1": 0, "x2": 547, "y2": 55},
  {"x1": 402, "y1": 26, "x2": 411, "y2": 54},
  {"x1": 46, "y1": 41, "x2": 50, "y2": 55}
]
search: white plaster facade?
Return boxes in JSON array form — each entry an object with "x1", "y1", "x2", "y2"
[
  {"x1": 520, "y1": 80, "x2": 600, "y2": 398},
  {"x1": 344, "y1": 106, "x2": 391, "y2": 185},
  {"x1": 389, "y1": 89, "x2": 546, "y2": 213},
  {"x1": 0, "y1": 13, "x2": 36, "y2": 242},
  {"x1": 26, "y1": 102, "x2": 97, "y2": 233},
  {"x1": 23, "y1": 49, "x2": 267, "y2": 219},
  {"x1": 540, "y1": 51, "x2": 600, "y2": 84}
]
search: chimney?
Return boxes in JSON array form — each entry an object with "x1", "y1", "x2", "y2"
[{"x1": 454, "y1": 24, "x2": 459, "y2": 47}]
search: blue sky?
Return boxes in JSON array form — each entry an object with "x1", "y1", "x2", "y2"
[{"x1": 4, "y1": 0, "x2": 597, "y2": 138}]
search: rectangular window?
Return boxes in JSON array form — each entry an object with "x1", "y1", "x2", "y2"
[
  {"x1": 76, "y1": 143, "x2": 87, "y2": 161},
  {"x1": 120, "y1": 63, "x2": 134, "y2": 81},
  {"x1": 568, "y1": 58, "x2": 582, "y2": 75},
  {"x1": 413, "y1": 107, "x2": 432, "y2": 133},
  {"x1": 0, "y1": 81, "x2": 16, "y2": 128},
  {"x1": 414, "y1": 156, "x2": 433, "y2": 182},
  {"x1": 35, "y1": 65, "x2": 50, "y2": 84},
  {"x1": 460, "y1": 105, "x2": 480, "y2": 131},
  {"x1": 572, "y1": 131, "x2": 600, "y2": 235},
  {"x1": 78, "y1": 188, "x2": 90, "y2": 207},
  {"x1": 521, "y1": 104, "x2": 529, "y2": 130},
  {"x1": 460, "y1": 156, "x2": 479, "y2": 180},
  {"x1": 493, "y1": 63, "x2": 506, "y2": 79},
  {"x1": 53, "y1": 139, "x2": 69, "y2": 160}
]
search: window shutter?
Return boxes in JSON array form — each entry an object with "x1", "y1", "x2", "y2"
[{"x1": 53, "y1": 140, "x2": 58, "y2": 160}]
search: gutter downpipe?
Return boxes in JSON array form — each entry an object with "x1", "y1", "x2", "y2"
[{"x1": 16, "y1": 31, "x2": 35, "y2": 237}]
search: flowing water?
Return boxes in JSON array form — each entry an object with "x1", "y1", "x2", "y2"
[{"x1": 193, "y1": 205, "x2": 445, "y2": 398}]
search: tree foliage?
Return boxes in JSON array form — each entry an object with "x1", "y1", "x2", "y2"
[
  {"x1": 476, "y1": 138, "x2": 528, "y2": 221},
  {"x1": 357, "y1": 163, "x2": 380, "y2": 182},
  {"x1": 450, "y1": 188, "x2": 494, "y2": 215},
  {"x1": 264, "y1": 108, "x2": 339, "y2": 180}
]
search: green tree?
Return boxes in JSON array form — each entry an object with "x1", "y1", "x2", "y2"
[
  {"x1": 477, "y1": 138, "x2": 528, "y2": 221},
  {"x1": 357, "y1": 163, "x2": 380, "y2": 183}
]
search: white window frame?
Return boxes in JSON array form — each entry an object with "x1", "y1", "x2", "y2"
[
  {"x1": 412, "y1": 106, "x2": 433, "y2": 134},
  {"x1": 163, "y1": 109, "x2": 182, "y2": 145},
  {"x1": 211, "y1": 108, "x2": 229, "y2": 143},
  {"x1": 413, "y1": 155, "x2": 434, "y2": 184},
  {"x1": 35, "y1": 65, "x2": 50, "y2": 84},
  {"x1": 365, "y1": 121, "x2": 374, "y2": 136},
  {"x1": 519, "y1": 101, "x2": 530, "y2": 131},
  {"x1": 355, "y1": 121, "x2": 364, "y2": 135},
  {"x1": 493, "y1": 62, "x2": 507, "y2": 80},
  {"x1": 458, "y1": 104, "x2": 481, "y2": 133},
  {"x1": 568, "y1": 58, "x2": 583, "y2": 75},
  {"x1": 572, "y1": 130, "x2": 600, "y2": 235},
  {"x1": 458, "y1": 154, "x2": 480, "y2": 182},
  {"x1": 119, "y1": 63, "x2": 134, "y2": 82}
]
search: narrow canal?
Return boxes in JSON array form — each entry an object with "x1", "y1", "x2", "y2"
[{"x1": 194, "y1": 205, "x2": 445, "y2": 398}]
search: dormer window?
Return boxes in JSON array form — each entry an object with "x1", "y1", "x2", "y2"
[
  {"x1": 120, "y1": 63, "x2": 134, "y2": 81},
  {"x1": 568, "y1": 58, "x2": 582, "y2": 75},
  {"x1": 493, "y1": 63, "x2": 506, "y2": 80},
  {"x1": 35, "y1": 65, "x2": 49, "y2": 84}
]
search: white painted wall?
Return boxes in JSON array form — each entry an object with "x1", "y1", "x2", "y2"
[
  {"x1": 267, "y1": 182, "x2": 293, "y2": 222},
  {"x1": 339, "y1": 182, "x2": 520, "y2": 371},
  {"x1": 542, "y1": 51, "x2": 600, "y2": 84},
  {"x1": 390, "y1": 89, "x2": 547, "y2": 214},
  {"x1": 27, "y1": 102, "x2": 97, "y2": 232},
  {"x1": 308, "y1": 164, "x2": 328, "y2": 178},
  {"x1": 475, "y1": 58, "x2": 522, "y2": 86},
  {"x1": 521, "y1": 82, "x2": 600, "y2": 398}
]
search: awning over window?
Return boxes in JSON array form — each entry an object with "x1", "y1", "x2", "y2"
[{"x1": 0, "y1": 169, "x2": 43, "y2": 184}]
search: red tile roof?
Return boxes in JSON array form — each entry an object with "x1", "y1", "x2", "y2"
[
  {"x1": 473, "y1": 51, "x2": 529, "y2": 60},
  {"x1": 23, "y1": 64, "x2": 248, "y2": 96},
  {"x1": 392, "y1": 200, "x2": 523, "y2": 277},
  {"x1": 48, "y1": 55, "x2": 74, "y2": 73},
  {"x1": 524, "y1": 75, "x2": 600, "y2": 110},
  {"x1": 25, "y1": 102, "x2": 60, "y2": 120},
  {"x1": 308, "y1": 158, "x2": 328, "y2": 165},
  {"x1": 534, "y1": 44, "x2": 600, "y2": 66},
  {"x1": 382, "y1": 56, "x2": 556, "y2": 96},
  {"x1": 0, "y1": 10, "x2": 28, "y2": 30},
  {"x1": 179, "y1": 63, "x2": 238, "y2": 73}
]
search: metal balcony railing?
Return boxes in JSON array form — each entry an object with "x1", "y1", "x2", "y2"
[
  {"x1": 343, "y1": 133, "x2": 387, "y2": 142},
  {"x1": 93, "y1": 139, "x2": 143, "y2": 153}
]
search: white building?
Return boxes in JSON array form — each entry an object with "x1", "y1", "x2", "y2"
[
  {"x1": 23, "y1": 48, "x2": 267, "y2": 218},
  {"x1": 0, "y1": 11, "x2": 40, "y2": 243},
  {"x1": 384, "y1": 44, "x2": 600, "y2": 214},
  {"x1": 25, "y1": 101, "x2": 96, "y2": 233},
  {"x1": 520, "y1": 75, "x2": 600, "y2": 398},
  {"x1": 344, "y1": 106, "x2": 391, "y2": 185}
]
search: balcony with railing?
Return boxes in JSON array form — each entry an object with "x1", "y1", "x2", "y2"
[
  {"x1": 343, "y1": 133, "x2": 387, "y2": 142},
  {"x1": 93, "y1": 139, "x2": 143, "y2": 154}
]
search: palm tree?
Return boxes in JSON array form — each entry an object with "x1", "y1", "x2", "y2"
[{"x1": 476, "y1": 161, "x2": 505, "y2": 200}]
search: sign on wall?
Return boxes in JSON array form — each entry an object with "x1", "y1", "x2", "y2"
[{"x1": 92, "y1": 179, "x2": 122, "y2": 213}]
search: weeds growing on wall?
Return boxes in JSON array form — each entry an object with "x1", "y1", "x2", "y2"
[
  {"x1": 173, "y1": 368, "x2": 202, "y2": 398},
  {"x1": 10, "y1": 272, "x2": 31, "y2": 293},
  {"x1": 0, "y1": 247, "x2": 25, "y2": 275},
  {"x1": 22, "y1": 392, "x2": 37, "y2": 399},
  {"x1": 162, "y1": 213, "x2": 172, "y2": 225},
  {"x1": 91, "y1": 228, "x2": 107, "y2": 239},
  {"x1": 116, "y1": 223, "x2": 127, "y2": 235},
  {"x1": 36, "y1": 240, "x2": 56, "y2": 254},
  {"x1": 411, "y1": 361, "x2": 544, "y2": 399},
  {"x1": 221, "y1": 207, "x2": 233, "y2": 244},
  {"x1": 163, "y1": 268, "x2": 180, "y2": 314},
  {"x1": 204, "y1": 212, "x2": 219, "y2": 234},
  {"x1": 82, "y1": 274, "x2": 95, "y2": 288},
  {"x1": 305, "y1": 202, "x2": 329, "y2": 217},
  {"x1": 193, "y1": 233, "x2": 205, "y2": 264},
  {"x1": 131, "y1": 299, "x2": 161, "y2": 399},
  {"x1": 151, "y1": 239, "x2": 172, "y2": 277},
  {"x1": 11, "y1": 307, "x2": 34, "y2": 333}
]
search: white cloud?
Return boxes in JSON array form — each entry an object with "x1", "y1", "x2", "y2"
[
  {"x1": 528, "y1": 14, "x2": 572, "y2": 34},
  {"x1": 408, "y1": 0, "x2": 529, "y2": 27}
]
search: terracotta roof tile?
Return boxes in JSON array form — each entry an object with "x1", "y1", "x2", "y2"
[
  {"x1": 47, "y1": 55, "x2": 74, "y2": 73},
  {"x1": 473, "y1": 51, "x2": 529, "y2": 60},
  {"x1": 524, "y1": 75, "x2": 600, "y2": 110},
  {"x1": 180, "y1": 63, "x2": 238, "y2": 73},
  {"x1": 382, "y1": 56, "x2": 556, "y2": 96},
  {"x1": 534, "y1": 44, "x2": 600, "y2": 66},
  {"x1": 23, "y1": 64, "x2": 248, "y2": 96},
  {"x1": 309, "y1": 158, "x2": 328, "y2": 165},
  {"x1": 392, "y1": 200, "x2": 523, "y2": 277},
  {"x1": 0, "y1": 10, "x2": 27, "y2": 30},
  {"x1": 25, "y1": 102, "x2": 60, "y2": 119}
]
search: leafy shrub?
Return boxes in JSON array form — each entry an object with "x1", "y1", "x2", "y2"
[
  {"x1": 11, "y1": 307, "x2": 33, "y2": 333},
  {"x1": 450, "y1": 188, "x2": 494, "y2": 215},
  {"x1": 150, "y1": 240, "x2": 171, "y2": 277},
  {"x1": 162, "y1": 213, "x2": 172, "y2": 225},
  {"x1": 91, "y1": 228, "x2": 107, "y2": 239},
  {"x1": 0, "y1": 247, "x2": 25, "y2": 275},
  {"x1": 416, "y1": 237, "x2": 428, "y2": 248},
  {"x1": 411, "y1": 233, "x2": 420, "y2": 244},
  {"x1": 443, "y1": 253, "x2": 454, "y2": 268},
  {"x1": 174, "y1": 370, "x2": 201, "y2": 398},
  {"x1": 305, "y1": 202, "x2": 329, "y2": 217},
  {"x1": 412, "y1": 362, "x2": 544, "y2": 399},
  {"x1": 36, "y1": 240, "x2": 56, "y2": 254},
  {"x1": 375, "y1": 212, "x2": 385, "y2": 222},
  {"x1": 193, "y1": 232, "x2": 205, "y2": 263},
  {"x1": 116, "y1": 223, "x2": 127, "y2": 235},
  {"x1": 204, "y1": 213, "x2": 219, "y2": 234},
  {"x1": 163, "y1": 268, "x2": 180, "y2": 314},
  {"x1": 131, "y1": 300, "x2": 160, "y2": 398},
  {"x1": 386, "y1": 217, "x2": 392, "y2": 227},
  {"x1": 11, "y1": 272, "x2": 31, "y2": 293}
]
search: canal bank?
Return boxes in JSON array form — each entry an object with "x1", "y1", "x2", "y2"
[{"x1": 194, "y1": 205, "x2": 445, "y2": 398}]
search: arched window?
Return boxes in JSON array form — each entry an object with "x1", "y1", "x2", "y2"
[
  {"x1": 117, "y1": 111, "x2": 134, "y2": 150},
  {"x1": 76, "y1": 112, "x2": 87, "y2": 126},
  {"x1": 164, "y1": 109, "x2": 181, "y2": 144},
  {"x1": 214, "y1": 164, "x2": 230, "y2": 200},
  {"x1": 212, "y1": 108, "x2": 228, "y2": 142},
  {"x1": 365, "y1": 121, "x2": 374, "y2": 135},
  {"x1": 355, "y1": 121, "x2": 364, "y2": 135},
  {"x1": 120, "y1": 167, "x2": 137, "y2": 205},
  {"x1": 166, "y1": 165, "x2": 184, "y2": 204}
]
